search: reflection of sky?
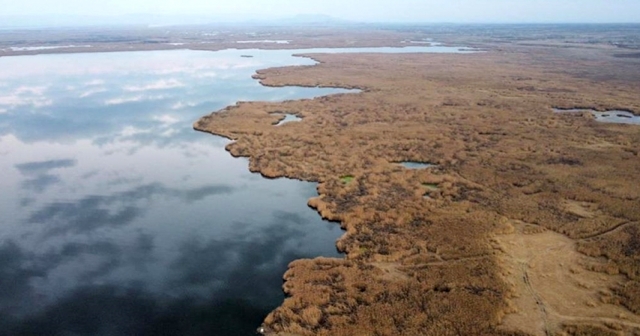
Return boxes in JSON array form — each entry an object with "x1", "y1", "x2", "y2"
[
  {"x1": 0, "y1": 49, "x2": 358, "y2": 145},
  {"x1": 0, "y1": 49, "x2": 351, "y2": 335},
  {"x1": 593, "y1": 111, "x2": 640, "y2": 125},
  {"x1": 554, "y1": 108, "x2": 640, "y2": 125},
  {"x1": 0, "y1": 45, "x2": 466, "y2": 334}
]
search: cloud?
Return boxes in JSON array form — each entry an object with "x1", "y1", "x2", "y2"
[
  {"x1": 0, "y1": 184, "x2": 339, "y2": 335},
  {"x1": 27, "y1": 183, "x2": 236, "y2": 236},
  {"x1": 151, "y1": 115, "x2": 181, "y2": 137},
  {"x1": 42, "y1": 241, "x2": 125, "y2": 283},
  {"x1": 14, "y1": 159, "x2": 76, "y2": 192},
  {"x1": 171, "y1": 101, "x2": 196, "y2": 110},
  {"x1": 36, "y1": 233, "x2": 156, "y2": 287},
  {"x1": 124, "y1": 79, "x2": 184, "y2": 92},
  {"x1": 21, "y1": 174, "x2": 61, "y2": 192},
  {"x1": 55, "y1": 241, "x2": 121, "y2": 260},
  {"x1": 104, "y1": 94, "x2": 168, "y2": 105},
  {"x1": 152, "y1": 114, "x2": 180, "y2": 126},
  {"x1": 0, "y1": 235, "x2": 265, "y2": 335},
  {"x1": 0, "y1": 241, "x2": 46, "y2": 316},
  {"x1": 192, "y1": 71, "x2": 218, "y2": 79},
  {"x1": 84, "y1": 79, "x2": 105, "y2": 86},
  {"x1": 29, "y1": 197, "x2": 142, "y2": 236},
  {"x1": 2, "y1": 285, "x2": 268, "y2": 336},
  {"x1": 0, "y1": 210, "x2": 307, "y2": 333},
  {"x1": 160, "y1": 128, "x2": 178, "y2": 137},
  {"x1": 181, "y1": 185, "x2": 234, "y2": 202},
  {"x1": 14, "y1": 86, "x2": 48, "y2": 96},
  {"x1": 120, "y1": 125, "x2": 151, "y2": 137},
  {"x1": 169, "y1": 215, "x2": 306, "y2": 304},
  {"x1": 15, "y1": 159, "x2": 77, "y2": 175},
  {"x1": 104, "y1": 95, "x2": 145, "y2": 105},
  {"x1": 0, "y1": 85, "x2": 53, "y2": 111},
  {"x1": 79, "y1": 87, "x2": 107, "y2": 98},
  {"x1": 0, "y1": 95, "x2": 52, "y2": 109}
]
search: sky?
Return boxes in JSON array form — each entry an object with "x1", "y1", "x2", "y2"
[{"x1": 1, "y1": 0, "x2": 639, "y2": 24}]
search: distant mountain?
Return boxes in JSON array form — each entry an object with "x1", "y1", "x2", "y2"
[{"x1": 276, "y1": 14, "x2": 352, "y2": 25}]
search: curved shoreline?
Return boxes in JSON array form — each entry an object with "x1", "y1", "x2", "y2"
[
  {"x1": 193, "y1": 50, "x2": 510, "y2": 335},
  {"x1": 194, "y1": 116, "x2": 342, "y2": 219},
  {"x1": 194, "y1": 42, "x2": 640, "y2": 335}
]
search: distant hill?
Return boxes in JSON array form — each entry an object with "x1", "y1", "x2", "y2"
[{"x1": 276, "y1": 14, "x2": 352, "y2": 25}]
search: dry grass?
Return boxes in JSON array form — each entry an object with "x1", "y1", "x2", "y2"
[{"x1": 195, "y1": 31, "x2": 640, "y2": 335}]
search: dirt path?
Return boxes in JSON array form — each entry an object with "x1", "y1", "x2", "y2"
[{"x1": 495, "y1": 221, "x2": 640, "y2": 335}]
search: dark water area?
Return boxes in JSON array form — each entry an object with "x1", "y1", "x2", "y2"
[{"x1": 0, "y1": 45, "x2": 470, "y2": 335}]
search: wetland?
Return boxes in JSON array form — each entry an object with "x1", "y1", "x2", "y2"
[
  {"x1": 194, "y1": 25, "x2": 640, "y2": 336},
  {"x1": 1, "y1": 24, "x2": 640, "y2": 336}
]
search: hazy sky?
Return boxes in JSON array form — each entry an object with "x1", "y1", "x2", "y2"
[{"x1": 1, "y1": 0, "x2": 639, "y2": 23}]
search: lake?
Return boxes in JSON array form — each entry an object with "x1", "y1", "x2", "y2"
[{"x1": 0, "y1": 45, "x2": 470, "y2": 335}]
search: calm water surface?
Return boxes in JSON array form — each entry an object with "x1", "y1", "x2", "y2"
[
  {"x1": 399, "y1": 162, "x2": 435, "y2": 169},
  {"x1": 0, "y1": 45, "x2": 469, "y2": 335},
  {"x1": 274, "y1": 114, "x2": 302, "y2": 126},
  {"x1": 554, "y1": 108, "x2": 640, "y2": 125}
]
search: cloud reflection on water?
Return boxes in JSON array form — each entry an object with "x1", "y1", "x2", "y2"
[
  {"x1": 27, "y1": 183, "x2": 236, "y2": 236},
  {"x1": 0, "y1": 48, "x2": 352, "y2": 335},
  {"x1": 15, "y1": 159, "x2": 77, "y2": 192},
  {"x1": 0, "y1": 207, "x2": 326, "y2": 336},
  {"x1": 15, "y1": 158, "x2": 77, "y2": 174}
]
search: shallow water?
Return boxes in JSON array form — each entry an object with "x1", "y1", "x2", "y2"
[
  {"x1": 399, "y1": 161, "x2": 435, "y2": 169},
  {"x1": 237, "y1": 40, "x2": 290, "y2": 44},
  {"x1": 291, "y1": 45, "x2": 475, "y2": 54},
  {"x1": 553, "y1": 108, "x2": 640, "y2": 125},
  {"x1": 6, "y1": 45, "x2": 92, "y2": 51},
  {"x1": 0, "y1": 45, "x2": 470, "y2": 335},
  {"x1": 275, "y1": 113, "x2": 302, "y2": 126}
]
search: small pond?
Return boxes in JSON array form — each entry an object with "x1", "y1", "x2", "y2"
[
  {"x1": 399, "y1": 162, "x2": 436, "y2": 169},
  {"x1": 554, "y1": 108, "x2": 640, "y2": 125},
  {"x1": 275, "y1": 114, "x2": 302, "y2": 126}
]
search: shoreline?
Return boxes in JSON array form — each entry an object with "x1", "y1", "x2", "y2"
[
  {"x1": 4, "y1": 25, "x2": 639, "y2": 335},
  {"x1": 194, "y1": 39, "x2": 640, "y2": 335},
  {"x1": 0, "y1": 43, "x2": 434, "y2": 59}
]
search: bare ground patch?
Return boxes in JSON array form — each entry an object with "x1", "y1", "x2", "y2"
[{"x1": 496, "y1": 221, "x2": 640, "y2": 335}]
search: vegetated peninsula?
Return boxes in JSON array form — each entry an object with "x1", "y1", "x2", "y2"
[{"x1": 195, "y1": 26, "x2": 640, "y2": 335}]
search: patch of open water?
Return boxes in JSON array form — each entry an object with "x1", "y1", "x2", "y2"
[
  {"x1": 274, "y1": 113, "x2": 302, "y2": 126},
  {"x1": 554, "y1": 108, "x2": 640, "y2": 125},
  {"x1": 0, "y1": 44, "x2": 471, "y2": 335}
]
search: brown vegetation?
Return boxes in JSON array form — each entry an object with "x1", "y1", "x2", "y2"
[{"x1": 195, "y1": 30, "x2": 640, "y2": 335}]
